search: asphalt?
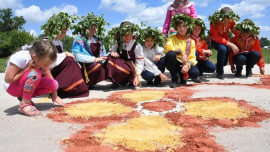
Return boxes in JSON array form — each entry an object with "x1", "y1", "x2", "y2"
[{"x1": 0, "y1": 64, "x2": 269, "y2": 152}]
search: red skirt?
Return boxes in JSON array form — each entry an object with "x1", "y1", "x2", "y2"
[
  {"x1": 51, "y1": 57, "x2": 89, "y2": 98},
  {"x1": 107, "y1": 55, "x2": 135, "y2": 85},
  {"x1": 81, "y1": 62, "x2": 106, "y2": 85}
]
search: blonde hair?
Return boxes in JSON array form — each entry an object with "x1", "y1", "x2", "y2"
[{"x1": 29, "y1": 40, "x2": 57, "y2": 63}]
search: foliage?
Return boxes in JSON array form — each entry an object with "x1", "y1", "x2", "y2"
[
  {"x1": 137, "y1": 26, "x2": 165, "y2": 47},
  {"x1": 62, "y1": 35, "x2": 74, "y2": 52},
  {"x1": 171, "y1": 14, "x2": 194, "y2": 32},
  {"x1": 192, "y1": 18, "x2": 207, "y2": 40},
  {"x1": 0, "y1": 8, "x2": 26, "y2": 32},
  {"x1": 235, "y1": 19, "x2": 260, "y2": 35},
  {"x1": 72, "y1": 12, "x2": 109, "y2": 40},
  {"x1": 41, "y1": 12, "x2": 79, "y2": 40},
  {"x1": 260, "y1": 37, "x2": 270, "y2": 47},
  {"x1": 0, "y1": 30, "x2": 34, "y2": 57},
  {"x1": 106, "y1": 22, "x2": 142, "y2": 51},
  {"x1": 208, "y1": 10, "x2": 240, "y2": 24}
]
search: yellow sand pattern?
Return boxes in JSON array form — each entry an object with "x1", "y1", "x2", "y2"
[
  {"x1": 65, "y1": 101, "x2": 133, "y2": 118},
  {"x1": 184, "y1": 100, "x2": 250, "y2": 120},
  {"x1": 95, "y1": 116, "x2": 183, "y2": 152},
  {"x1": 35, "y1": 96, "x2": 51, "y2": 103},
  {"x1": 122, "y1": 90, "x2": 166, "y2": 103}
]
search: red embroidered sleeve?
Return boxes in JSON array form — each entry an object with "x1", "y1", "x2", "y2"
[
  {"x1": 253, "y1": 40, "x2": 265, "y2": 67},
  {"x1": 210, "y1": 23, "x2": 228, "y2": 45},
  {"x1": 230, "y1": 20, "x2": 240, "y2": 36}
]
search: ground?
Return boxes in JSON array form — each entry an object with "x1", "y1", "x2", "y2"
[{"x1": 0, "y1": 65, "x2": 270, "y2": 152}]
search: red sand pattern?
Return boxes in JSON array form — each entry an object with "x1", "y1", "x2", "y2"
[
  {"x1": 141, "y1": 100, "x2": 177, "y2": 112},
  {"x1": 48, "y1": 76, "x2": 270, "y2": 152}
]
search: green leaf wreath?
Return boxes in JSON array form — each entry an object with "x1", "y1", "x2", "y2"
[
  {"x1": 71, "y1": 12, "x2": 109, "y2": 40},
  {"x1": 106, "y1": 22, "x2": 142, "y2": 51},
  {"x1": 41, "y1": 12, "x2": 79, "y2": 40},
  {"x1": 171, "y1": 14, "x2": 195, "y2": 32},
  {"x1": 193, "y1": 18, "x2": 207, "y2": 40},
  {"x1": 137, "y1": 26, "x2": 165, "y2": 47},
  {"x1": 208, "y1": 10, "x2": 240, "y2": 24},
  {"x1": 234, "y1": 19, "x2": 260, "y2": 35}
]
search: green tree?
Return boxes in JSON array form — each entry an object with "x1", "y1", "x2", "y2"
[
  {"x1": 62, "y1": 35, "x2": 74, "y2": 52},
  {"x1": 260, "y1": 37, "x2": 270, "y2": 47},
  {"x1": 0, "y1": 8, "x2": 26, "y2": 32}
]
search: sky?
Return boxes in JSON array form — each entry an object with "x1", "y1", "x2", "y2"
[{"x1": 1, "y1": 0, "x2": 270, "y2": 39}]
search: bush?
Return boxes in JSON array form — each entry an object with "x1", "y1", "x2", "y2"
[{"x1": 0, "y1": 30, "x2": 35, "y2": 57}]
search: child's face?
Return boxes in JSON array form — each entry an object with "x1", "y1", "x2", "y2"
[
  {"x1": 242, "y1": 32, "x2": 251, "y2": 39},
  {"x1": 56, "y1": 28, "x2": 68, "y2": 40},
  {"x1": 176, "y1": 23, "x2": 188, "y2": 36},
  {"x1": 89, "y1": 25, "x2": 97, "y2": 37},
  {"x1": 32, "y1": 54, "x2": 53, "y2": 69},
  {"x1": 192, "y1": 25, "x2": 201, "y2": 38},
  {"x1": 144, "y1": 37, "x2": 155, "y2": 49},
  {"x1": 123, "y1": 32, "x2": 133, "y2": 43},
  {"x1": 222, "y1": 17, "x2": 231, "y2": 24}
]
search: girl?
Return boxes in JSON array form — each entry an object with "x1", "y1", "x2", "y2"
[
  {"x1": 3, "y1": 40, "x2": 62, "y2": 116},
  {"x1": 42, "y1": 12, "x2": 89, "y2": 98},
  {"x1": 165, "y1": 14, "x2": 200, "y2": 88},
  {"x1": 229, "y1": 19, "x2": 265, "y2": 77},
  {"x1": 72, "y1": 13, "x2": 107, "y2": 88},
  {"x1": 209, "y1": 7, "x2": 240, "y2": 79},
  {"x1": 141, "y1": 27, "x2": 168, "y2": 86},
  {"x1": 107, "y1": 21, "x2": 144, "y2": 89},
  {"x1": 163, "y1": 0, "x2": 197, "y2": 36},
  {"x1": 190, "y1": 18, "x2": 216, "y2": 77}
]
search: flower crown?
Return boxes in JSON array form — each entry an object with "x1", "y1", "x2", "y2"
[
  {"x1": 138, "y1": 26, "x2": 165, "y2": 47},
  {"x1": 234, "y1": 19, "x2": 260, "y2": 35},
  {"x1": 208, "y1": 10, "x2": 240, "y2": 23},
  {"x1": 41, "y1": 12, "x2": 79, "y2": 40},
  {"x1": 72, "y1": 12, "x2": 109, "y2": 40},
  {"x1": 171, "y1": 14, "x2": 195, "y2": 31},
  {"x1": 193, "y1": 18, "x2": 207, "y2": 40}
]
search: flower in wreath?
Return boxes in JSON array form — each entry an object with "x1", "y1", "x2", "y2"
[
  {"x1": 192, "y1": 18, "x2": 208, "y2": 40},
  {"x1": 171, "y1": 13, "x2": 195, "y2": 33},
  {"x1": 235, "y1": 19, "x2": 260, "y2": 36},
  {"x1": 137, "y1": 26, "x2": 165, "y2": 47},
  {"x1": 208, "y1": 7, "x2": 240, "y2": 24}
]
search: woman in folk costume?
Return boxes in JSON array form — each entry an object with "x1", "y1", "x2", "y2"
[
  {"x1": 139, "y1": 27, "x2": 168, "y2": 86},
  {"x1": 208, "y1": 7, "x2": 240, "y2": 79},
  {"x1": 229, "y1": 19, "x2": 265, "y2": 77},
  {"x1": 71, "y1": 13, "x2": 108, "y2": 88},
  {"x1": 190, "y1": 18, "x2": 216, "y2": 77},
  {"x1": 107, "y1": 21, "x2": 144, "y2": 89},
  {"x1": 163, "y1": 0, "x2": 197, "y2": 36},
  {"x1": 165, "y1": 14, "x2": 200, "y2": 88},
  {"x1": 41, "y1": 12, "x2": 89, "y2": 98}
]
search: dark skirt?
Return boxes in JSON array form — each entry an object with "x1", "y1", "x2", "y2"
[
  {"x1": 107, "y1": 55, "x2": 135, "y2": 85},
  {"x1": 81, "y1": 62, "x2": 106, "y2": 85},
  {"x1": 51, "y1": 57, "x2": 89, "y2": 98}
]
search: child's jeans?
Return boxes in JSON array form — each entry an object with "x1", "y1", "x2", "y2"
[
  {"x1": 7, "y1": 69, "x2": 58, "y2": 100},
  {"x1": 211, "y1": 39, "x2": 229, "y2": 75}
]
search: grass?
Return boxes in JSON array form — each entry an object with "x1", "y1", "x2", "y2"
[{"x1": 0, "y1": 49, "x2": 270, "y2": 73}]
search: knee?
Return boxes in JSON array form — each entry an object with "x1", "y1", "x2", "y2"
[
  {"x1": 166, "y1": 51, "x2": 176, "y2": 60},
  {"x1": 141, "y1": 71, "x2": 154, "y2": 80},
  {"x1": 218, "y1": 45, "x2": 228, "y2": 54},
  {"x1": 51, "y1": 80, "x2": 59, "y2": 92},
  {"x1": 234, "y1": 55, "x2": 246, "y2": 65},
  {"x1": 27, "y1": 69, "x2": 42, "y2": 81},
  {"x1": 251, "y1": 51, "x2": 261, "y2": 59},
  {"x1": 189, "y1": 66, "x2": 200, "y2": 78},
  {"x1": 208, "y1": 63, "x2": 216, "y2": 72}
]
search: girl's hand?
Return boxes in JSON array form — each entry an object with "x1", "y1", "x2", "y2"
[
  {"x1": 95, "y1": 56, "x2": 107, "y2": 63},
  {"x1": 52, "y1": 92, "x2": 64, "y2": 106},
  {"x1": 111, "y1": 52, "x2": 120, "y2": 58},
  {"x1": 181, "y1": 64, "x2": 189, "y2": 74},
  {"x1": 159, "y1": 73, "x2": 168, "y2": 82},
  {"x1": 182, "y1": 54, "x2": 188, "y2": 64},
  {"x1": 27, "y1": 60, "x2": 37, "y2": 69},
  {"x1": 133, "y1": 76, "x2": 140, "y2": 87},
  {"x1": 260, "y1": 67, "x2": 265, "y2": 75},
  {"x1": 154, "y1": 54, "x2": 161, "y2": 62},
  {"x1": 204, "y1": 49, "x2": 212, "y2": 56},
  {"x1": 66, "y1": 52, "x2": 75, "y2": 60}
]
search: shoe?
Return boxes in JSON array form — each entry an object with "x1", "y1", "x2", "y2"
[
  {"x1": 235, "y1": 70, "x2": 242, "y2": 77},
  {"x1": 110, "y1": 83, "x2": 119, "y2": 89},
  {"x1": 191, "y1": 77, "x2": 201, "y2": 83},
  {"x1": 246, "y1": 68, "x2": 252, "y2": 77},
  {"x1": 147, "y1": 81, "x2": 153, "y2": 85},
  {"x1": 216, "y1": 74, "x2": 224, "y2": 80},
  {"x1": 180, "y1": 80, "x2": 187, "y2": 85},
  {"x1": 170, "y1": 82, "x2": 178, "y2": 88}
]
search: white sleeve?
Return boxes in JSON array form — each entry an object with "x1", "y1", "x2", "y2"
[
  {"x1": 9, "y1": 52, "x2": 28, "y2": 69},
  {"x1": 156, "y1": 46, "x2": 165, "y2": 57},
  {"x1": 134, "y1": 44, "x2": 145, "y2": 75},
  {"x1": 50, "y1": 53, "x2": 67, "y2": 69},
  {"x1": 144, "y1": 57, "x2": 161, "y2": 76}
]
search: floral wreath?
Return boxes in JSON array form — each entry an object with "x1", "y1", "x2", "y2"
[
  {"x1": 71, "y1": 12, "x2": 109, "y2": 40},
  {"x1": 137, "y1": 26, "x2": 165, "y2": 47},
  {"x1": 234, "y1": 19, "x2": 260, "y2": 35},
  {"x1": 208, "y1": 9, "x2": 240, "y2": 24},
  {"x1": 106, "y1": 22, "x2": 141, "y2": 51},
  {"x1": 193, "y1": 18, "x2": 207, "y2": 40},
  {"x1": 41, "y1": 12, "x2": 79, "y2": 40},
  {"x1": 171, "y1": 14, "x2": 195, "y2": 32}
]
